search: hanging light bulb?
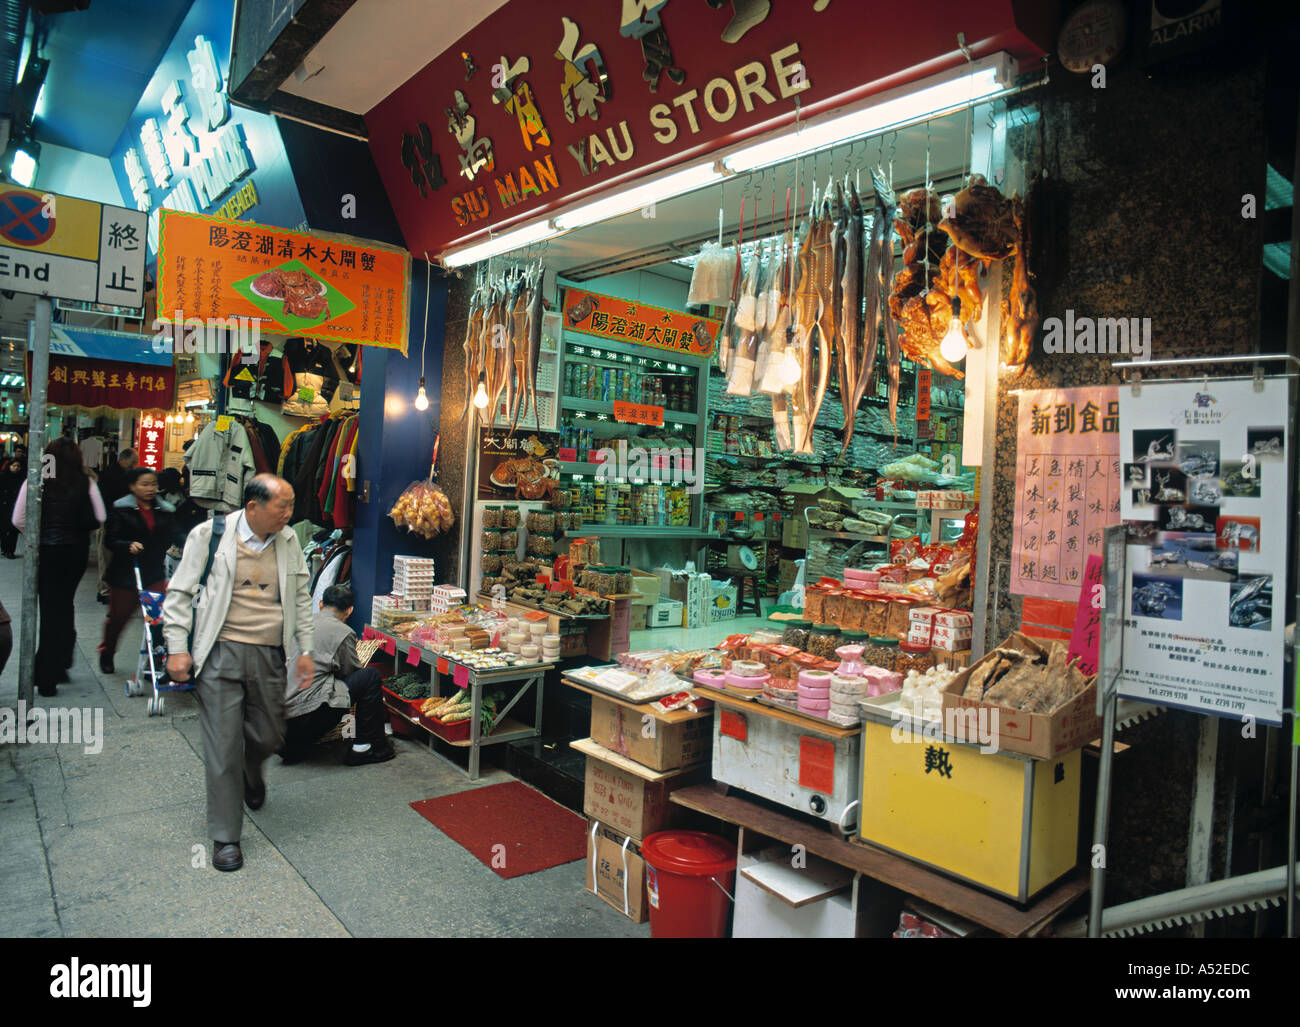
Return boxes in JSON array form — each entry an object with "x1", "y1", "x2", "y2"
[
  {"x1": 472, "y1": 375, "x2": 489, "y2": 410},
  {"x1": 778, "y1": 349, "x2": 802, "y2": 386},
  {"x1": 939, "y1": 298, "x2": 967, "y2": 364},
  {"x1": 414, "y1": 376, "x2": 429, "y2": 411},
  {"x1": 185, "y1": 410, "x2": 195, "y2": 424},
  {"x1": 165, "y1": 412, "x2": 174, "y2": 424}
]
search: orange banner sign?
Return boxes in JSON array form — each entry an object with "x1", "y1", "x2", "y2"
[
  {"x1": 613, "y1": 400, "x2": 664, "y2": 426},
  {"x1": 156, "y1": 209, "x2": 410, "y2": 353},
  {"x1": 916, "y1": 369, "x2": 931, "y2": 421},
  {"x1": 562, "y1": 287, "x2": 718, "y2": 357}
]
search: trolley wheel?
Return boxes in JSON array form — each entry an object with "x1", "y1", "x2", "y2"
[
  {"x1": 126, "y1": 679, "x2": 141, "y2": 697},
  {"x1": 147, "y1": 696, "x2": 163, "y2": 716}
]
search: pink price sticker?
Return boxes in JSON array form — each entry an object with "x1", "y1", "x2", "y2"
[
  {"x1": 405, "y1": 645, "x2": 422, "y2": 667},
  {"x1": 381, "y1": 636, "x2": 396, "y2": 656},
  {"x1": 436, "y1": 656, "x2": 449, "y2": 674},
  {"x1": 362, "y1": 627, "x2": 375, "y2": 640},
  {"x1": 453, "y1": 664, "x2": 470, "y2": 688}
]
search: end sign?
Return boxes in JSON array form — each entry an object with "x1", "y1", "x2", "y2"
[{"x1": 0, "y1": 188, "x2": 146, "y2": 309}]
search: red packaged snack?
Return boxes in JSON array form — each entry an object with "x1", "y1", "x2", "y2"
[
  {"x1": 822, "y1": 588, "x2": 847, "y2": 625},
  {"x1": 890, "y1": 536, "x2": 922, "y2": 565}
]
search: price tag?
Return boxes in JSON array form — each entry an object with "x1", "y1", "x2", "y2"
[
  {"x1": 453, "y1": 664, "x2": 470, "y2": 688},
  {"x1": 436, "y1": 656, "x2": 450, "y2": 675},
  {"x1": 798, "y1": 736, "x2": 835, "y2": 792},
  {"x1": 557, "y1": 447, "x2": 578, "y2": 462},
  {"x1": 216, "y1": 415, "x2": 233, "y2": 431},
  {"x1": 362, "y1": 627, "x2": 375, "y2": 640},
  {"x1": 381, "y1": 636, "x2": 396, "y2": 656},
  {"x1": 406, "y1": 645, "x2": 422, "y2": 667},
  {"x1": 524, "y1": 610, "x2": 549, "y2": 622}
]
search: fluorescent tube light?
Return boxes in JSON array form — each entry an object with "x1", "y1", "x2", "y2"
[
  {"x1": 552, "y1": 162, "x2": 724, "y2": 232},
  {"x1": 442, "y1": 219, "x2": 557, "y2": 268},
  {"x1": 723, "y1": 52, "x2": 1015, "y2": 174}
]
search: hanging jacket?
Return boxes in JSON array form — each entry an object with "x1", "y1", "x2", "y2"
[
  {"x1": 185, "y1": 420, "x2": 256, "y2": 512},
  {"x1": 292, "y1": 423, "x2": 333, "y2": 525}
]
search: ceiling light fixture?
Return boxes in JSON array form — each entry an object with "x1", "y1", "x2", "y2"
[
  {"x1": 552, "y1": 162, "x2": 725, "y2": 232},
  {"x1": 722, "y1": 52, "x2": 1015, "y2": 175},
  {"x1": 442, "y1": 219, "x2": 557, "y2": 268}
]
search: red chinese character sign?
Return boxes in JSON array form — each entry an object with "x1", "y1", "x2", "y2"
[
  {"x1": 156, "y1": 210, "x2": 410, "y2": 354},
  {"x1": 563, "y1": 287, "x2": 717, "y2": 357},
  {"x1": 136, "y1": 412, "x2": 167, "y2": 471},
  {"x1": 613, "y1": 399, "x2": 663, "y2": 426},
  {"x1": 30, "y1": 355, "x2": 176, "y2": 416},
  {"x1": 1011, "y1": 386, "x2": 1121, "y2": 601}
]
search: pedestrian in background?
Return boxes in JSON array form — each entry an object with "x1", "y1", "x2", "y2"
[
  {"x1": 13, "y1": 437, "x2": 106, "y2": 696},
  {"x1": 162, "y1": 474, "x2": 314, "y2": 873},
  {"x1": 98, "y1": 466, "x2": 185, "y2": 675},
  {"x1": 95, "y1": 448, "x2": 137, "y2": 604},
  {"x1": 0, "y1": 456, "x2": 23, "y2": 558}
]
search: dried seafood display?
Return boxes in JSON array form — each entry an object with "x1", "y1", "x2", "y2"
[
  {"x1": 461, "y1": 263, "x2": 546, "y2": 432},
  {"x1": 958, "y1": 632, "x2": 1090, "y2": 714}
]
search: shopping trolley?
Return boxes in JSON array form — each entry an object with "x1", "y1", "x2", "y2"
[{"x1": 125, "y1": 560, "x2": 195, "y2": 716}]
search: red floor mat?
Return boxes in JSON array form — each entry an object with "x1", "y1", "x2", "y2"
[{"x1": 410, "y1": 781, "x2": 587, "y2": 879}]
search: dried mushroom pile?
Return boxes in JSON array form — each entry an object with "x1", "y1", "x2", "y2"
[{"x1": 960, "y1": 632, "x2": 1090, "y2": 714}]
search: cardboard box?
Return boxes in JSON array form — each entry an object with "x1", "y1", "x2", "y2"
[
  {"x1": 782, "y1": 517, "x2": 809, "y2": 549},
  {"x1": 573, "y1": 737, "x2": 704, "y2": 841},
  {"x1": 648, "y1": 599, "x2": 683, "y2": 627},
  {"x1": 588, "y1": 693, "x2": 711, "y2": 771},
  {"x1": 629, "y1": 569, "x2": 661, "y2": 606},
  {"x1": 940, "y1": 634, "x2": 1102, "y2": 760},
  {"x1": 778, "y1": 559, "x2": 801, "y2": 594},
  {"x1": 629, "y1": 604, "x2": 648, "y2": 632},
  {"x1": 586, "y1": 819, "x2": 648, "y2": 923}
]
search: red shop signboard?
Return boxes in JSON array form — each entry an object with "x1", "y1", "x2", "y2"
[
  {"x1": 30, "y1": 355, "x2": 176, "y2": 415},
  {"x1": 365, "y1": 0, "x2": 1053, "y2": 257},
  {"x1": 136, "y1": 412, "x2": 167, "y2": 471}
]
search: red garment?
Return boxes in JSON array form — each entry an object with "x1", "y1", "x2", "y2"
[
  {"x1": 332, "y1": 419, "x2": 359, "y2": 529},
  {"x1": 317, "y1": 420, "x2": 343, "y2": 516},
  {"x1": 245, "y1": 425, "x2": 273, "y2": 474},
  {"x1": 138, "y1": 503, "x2": 155, "y2": 531}
]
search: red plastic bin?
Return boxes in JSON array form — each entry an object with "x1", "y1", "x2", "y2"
[{"x1": 642, "y1": 831, "x2": 736, "y2": 938}]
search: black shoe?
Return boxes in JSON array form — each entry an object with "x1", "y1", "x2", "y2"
[
  {"x1": 279, "y1": 747, "x2": 307, "y2": 765},
  {"x1": 244, "y1": 777, "x2": 265, "y2": 810},
  {"x1": 213, "y1": 842, "x2": 243, "y2": 872},
  {"x1": 36, "y1": 683, "x2": 56, "y2": 697},
  {"x1": 55, "y1": 669, "x2": 69, "y2": 683},
  {"x1": 99, "y1": 650, "x2": 114, "y2": 674},
  {"x1": 344, "y1": 742, "x2": 396, "y2": 766}
]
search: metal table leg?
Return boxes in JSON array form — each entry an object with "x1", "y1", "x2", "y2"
[{"x1": 468, "y1": 677, "x2": 483, "y2": 781}]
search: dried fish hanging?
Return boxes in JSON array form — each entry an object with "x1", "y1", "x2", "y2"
[{"x1": 727, "y1": 185, "x2": 766, "y2": 396}]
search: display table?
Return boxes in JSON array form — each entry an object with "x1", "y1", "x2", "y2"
[
  {"x1": 375, "y1": 633, "x2": 553, "y2": 780},
  {"x1": 669, "y1": 785, "x2": 1089, "y2": 937}
]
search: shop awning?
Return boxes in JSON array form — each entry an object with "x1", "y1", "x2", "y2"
[{"x1": 29, "y1": 325, "x2": 176, "y2": 415}]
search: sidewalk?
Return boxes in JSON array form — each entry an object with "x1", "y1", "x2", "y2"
[{"x1": 0, "y1": 551, "x2": 648, "y2": 938}]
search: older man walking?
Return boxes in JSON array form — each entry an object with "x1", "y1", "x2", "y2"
[{"x1": 162, "y1": 473, "x2": 315, "y2": 872}]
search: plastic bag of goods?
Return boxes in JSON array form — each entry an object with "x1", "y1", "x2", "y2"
[{"x1": 389, "y1": 480, "x2": 454, "y2": 538}]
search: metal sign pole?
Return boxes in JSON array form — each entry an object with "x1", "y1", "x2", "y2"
[{"x1": 17, "y1": 297, "x2": 51, "y2": 706}]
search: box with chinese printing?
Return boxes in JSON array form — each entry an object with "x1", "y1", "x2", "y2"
[
  {"x1": 907, "y1": 606, "x2": 943, "y2": 646},
  {"x1": 857, "y1": 693, "x2": 1082, "y2": 903},
  {"x1": 586, "y1": 819, "x2": 648, "y2": 923}
]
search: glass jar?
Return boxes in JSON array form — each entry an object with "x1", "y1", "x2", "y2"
[
  {"x1": 782, "y1": 618, "x2": 812, "y2": 651},
  {"x1": 482, "y1": 506, "x2": 502, "y2": 529},
  {"x1": 897, "y1": 642, "x2": 936, "y2": 676},
  {"x1": 808, "y1": 623, "x2": 841, "y2": 659},
  {"x1": 864, "y1": 635, "x2": 899, "y2": 671},
  {"x1": 501, "y1": 507, "x2": 521, "y2": 530}
]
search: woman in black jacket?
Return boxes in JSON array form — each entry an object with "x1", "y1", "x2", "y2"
[
  {"x1": 98, "y1": 466, "x2": 186, "y2": 674},
  {"x1": 13, "y1": 437, "x2": 106, "y2": 695}
]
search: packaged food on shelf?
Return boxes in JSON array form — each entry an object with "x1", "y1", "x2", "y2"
[
  {"x1": 864, "y1": 635, "x2": 899, "y2": 671},
  {"x1": 807, "y1": 623, "x2": 842, "y2": 659},
  {"x1": 781, "y1": 619, "x2": 812, "y2": 650},
  {"x1": 501, "y1": 507, "x2": 521, "y2": 529},
  {"x1": 482, "y1": 506, "x2": 502, "y2": 529}
]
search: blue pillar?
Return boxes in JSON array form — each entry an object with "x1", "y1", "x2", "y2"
[{"x1": 349, "y1": 267, "x2": 447, "y2": 633}]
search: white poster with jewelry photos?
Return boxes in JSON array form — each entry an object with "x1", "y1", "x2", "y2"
[{"x1": 1118, "y1": 377, "x2": 1289, "y2": 725}]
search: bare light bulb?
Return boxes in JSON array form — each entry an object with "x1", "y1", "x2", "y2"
[
  {"x1": 185, "y1": 410, "x2": 195, "y2": 424},
  {"x1": 472, "y1": 379, "x2": 489, "y2": 409},
  {"x1": 414, "y1": 377, "x2": 429, "y2": 411},
  {"x1": 165, "y1": 412, "x2": 174, "y2": 424},
  {"x1": 778, "y1": 349, "x2": 802, "y2": 385},
  {"x1": 939, "y1": 297, "x2": 967, "y2": 364}
]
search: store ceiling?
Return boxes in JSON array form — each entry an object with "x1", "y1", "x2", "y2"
[
  {"x1": 275, "y1": 0, "x2": 509, "y2": 116},
  {"x1": 31, "y1": 0, "x2": 193, "y2": 155},
  {"x1": 534, "y1": 110, "x2": 974, "y2": 285}
]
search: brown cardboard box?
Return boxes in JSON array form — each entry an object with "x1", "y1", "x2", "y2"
[
  {"x1": 940, "y1": 634, "x2": 1102, "y2": 759},
  {"x1": 588, "y1": 693, "x2": 711, "y2": 772},
  {"x1": 629, "y1": 604, "x2": 648, "y2": 632},
  {"x1": 585, "y1": 819, "x2": 648, "y2": 923},
  {"x1": 782, "y1": 517, "x2": 809, "y2": 549},
  {"x1": 629, "y1": 569, "x2": 661, "y2": 606},
  {"x1": 778, "y1": 559, "x2": 801, "y2": 594},
  {"x1": 573, "y1": 737, "x2": 705, "y2": 841}
]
